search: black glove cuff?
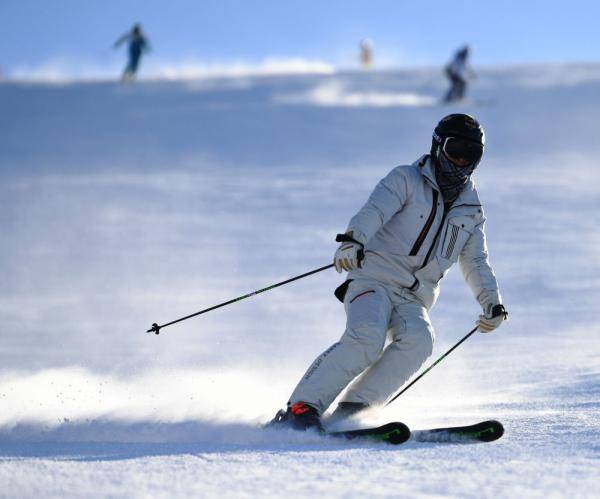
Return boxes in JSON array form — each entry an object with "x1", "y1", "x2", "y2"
[
  {"x1": 335, "y1": 233, "x2": 364, "y2": 248},
  {"x1": 491, "y1": 304, "x2": 508, "y2": 319}
]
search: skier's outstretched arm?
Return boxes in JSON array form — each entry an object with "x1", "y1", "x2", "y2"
[{"x1": 113, "y1": 33, "x2": 129, "y2": 48}]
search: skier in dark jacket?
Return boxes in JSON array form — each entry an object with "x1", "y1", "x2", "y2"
[
  {"x1": 114, "y1": 24, "x2": 150, "y2": 81},
  {"x1": 443, "y1": 45, "x2": 475, "y2": 103}
]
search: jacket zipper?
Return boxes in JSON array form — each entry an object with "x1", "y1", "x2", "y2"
[
  {"x1": 409, "y1": 206, "x2": 447, "y2": 291},
  {"x1": 409, "y1": 190, "x2": 439, "y2": 256},
  {"x1": 420, "y1": 209, "x2": 448, "y2": 269}
]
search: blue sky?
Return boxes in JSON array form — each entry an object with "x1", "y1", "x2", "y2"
[{"x1": 1, "y1": 0, "x2": 599, "y2": 74}]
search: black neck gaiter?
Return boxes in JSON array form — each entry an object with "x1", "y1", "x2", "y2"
[{"x1": 434, "y1": 152, "x2": 476, "y2": 204}]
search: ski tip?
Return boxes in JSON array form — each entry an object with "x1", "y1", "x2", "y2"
[
  {"x1": 448, "y1": 419, "x2": 504, "y2": 443},
  {"x1": 385, "y1": 422, "x2": 412, "y2": 445},
  {"x1": 362, "y1": 421, "x2": 411, "y2": 444},
  {"x1": 478, "y1": 420, "x2": 504, "y2": 442}
]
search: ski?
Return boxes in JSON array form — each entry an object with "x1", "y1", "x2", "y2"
[
  {"x1": 327, "y1": 421, "x2": 411, "y2": 445},
  {"x1": 413, "y1": 419, "x2": 504, "y2": 443},
  {"x1": 267, "y1": 413, "x2": 502, "y2": 445}
]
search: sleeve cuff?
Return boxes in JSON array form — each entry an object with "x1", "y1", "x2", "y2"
[
  {"x1": 345, "y1": 228, "x2": 368, "y2": 246},
  {"x1": 477, "y1": 289, "x2": 502, "y2": 311}
]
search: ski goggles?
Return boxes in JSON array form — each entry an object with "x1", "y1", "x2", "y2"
[{"x1": 441, "y1": 136, "x2": 484, "y2": 166}]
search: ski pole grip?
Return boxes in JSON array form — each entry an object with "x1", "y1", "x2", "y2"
[
  {"x1": 335, "y1": 233, "x2": 365, "y2": 267},
  {"x1": 336, "y1": 233, "x2": 363, "y2": 245}
]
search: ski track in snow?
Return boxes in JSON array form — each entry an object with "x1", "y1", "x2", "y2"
[{"x1": 0, "y1": 66, "x2": 599, "y2": 497}]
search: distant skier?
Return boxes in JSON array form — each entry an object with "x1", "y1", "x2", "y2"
[
  {"x1": 359, "y1": 39, "x2": 374, "y2": 70},
  {"x1": 114, "y1": 24, "x2": 150, "y2": 81},
  {"x1": 270, "y1": 114, "x2": 507, "y2": 430},
  {"x1": 443, "y1": 45, "x2": 475, "y2": 103}
]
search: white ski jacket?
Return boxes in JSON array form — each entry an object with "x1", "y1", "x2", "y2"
[{"x1": 345, "y1": 155, "x2": 501, "y2": 311}]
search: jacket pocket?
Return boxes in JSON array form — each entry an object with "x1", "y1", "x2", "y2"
[
  {"x1": 410, "y1": 259, "x2": 443, "y2": 309},
  {"x1": 441, "y1": 216, "x2": 476, "y2": 262}
]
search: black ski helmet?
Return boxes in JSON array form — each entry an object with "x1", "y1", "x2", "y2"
[
  {"x1": 433, "y1": 113, "x2": 484, "y2": 147},
  {"x1": 431, "y1": 113, "x2": 485, "y2": 169}
]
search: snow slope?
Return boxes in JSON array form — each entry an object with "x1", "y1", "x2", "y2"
[{"x1": 0, "y1": 65, "x2": 599, "y2": 497}]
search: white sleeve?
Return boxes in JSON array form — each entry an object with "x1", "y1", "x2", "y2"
[
  {"x1": 346, "y1": 168, "x2": 409, "y2": 244},
  {"x1": 459, "y1": 219, "x2": 502, "y2": 308}
]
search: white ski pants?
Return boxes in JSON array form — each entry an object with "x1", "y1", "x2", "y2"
[{"x1": 289, "y1": 279, "x2": 435, "y2": 414}]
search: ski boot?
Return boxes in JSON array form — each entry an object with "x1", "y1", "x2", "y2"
[
  {"x1": 328, "y1": 401, "x2": 369, "y2": 423},
  {"x1": 267, "y1": 402, "x2": 323, "y2": 431}
]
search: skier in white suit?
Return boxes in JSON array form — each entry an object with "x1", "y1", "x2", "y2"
[{"x1": 271, "y1": 113, "x2": 507, "y2": 430}]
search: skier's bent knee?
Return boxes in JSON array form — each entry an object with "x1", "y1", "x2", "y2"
[{"x1": 343, "y1": 327, "x2": 385, "y2": 364}]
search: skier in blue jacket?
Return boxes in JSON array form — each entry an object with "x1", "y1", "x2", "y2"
[{"x1": 114, "y1": 24, "x2": 150, "y2": 81}]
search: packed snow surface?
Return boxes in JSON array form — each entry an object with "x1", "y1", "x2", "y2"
[{"x1": 1, "y1": 65, "x2": 599, "y2": 497}]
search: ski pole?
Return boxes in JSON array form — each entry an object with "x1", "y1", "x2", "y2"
[
  {"x1": 146, "y1": 263, "x2": 334, "y2": 335},
  {"x1": 385, "y1": 325, "x2": 479, "y2": 406},
  {"x1": 146, "y1": 233, "x2": 357, "y2": 335}
]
